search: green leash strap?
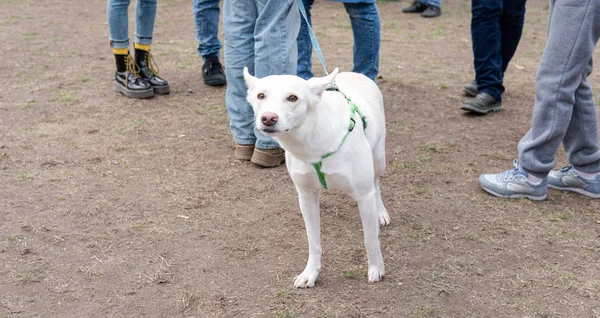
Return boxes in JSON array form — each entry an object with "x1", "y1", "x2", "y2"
[
  {"x1": 313, "y1": 86, "x2": 368, "y2": 190},
  {"x1": 312, "y1": 162, "x2": 328, "y2": 190}
]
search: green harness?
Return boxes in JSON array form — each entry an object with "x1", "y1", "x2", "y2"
[{"x1": 312, "y1": 85, "x2": 368, "y2": 190}]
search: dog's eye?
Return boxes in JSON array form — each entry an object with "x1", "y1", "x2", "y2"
[
  {"x1": 287, "y1": 95, "x2": 298, "y2": 102},
  {"x1": 257, "y1": 93, "x2": 265, "y2": 100}
]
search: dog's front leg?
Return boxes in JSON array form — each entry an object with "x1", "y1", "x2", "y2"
[
  {"x1": 356, "y1": 189, "x2": 385, "y2": 282},
  {"x1": 293, "y1": 188, "x2": 321, "y2": 288}
]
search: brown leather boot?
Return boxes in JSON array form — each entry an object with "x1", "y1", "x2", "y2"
[{"x1": 251, "y1": 147, "x2": 285, "y2": 167}]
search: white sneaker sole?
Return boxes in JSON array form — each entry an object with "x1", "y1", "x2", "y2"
[
  {"x1": 482, "y1": 187, "x2": 547, "y2": 201},
  {"x1": 548, "y1": 184, "x2": 600, "y2": 199}
]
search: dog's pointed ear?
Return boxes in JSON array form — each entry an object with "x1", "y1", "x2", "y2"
[
  {"x1": 243, "y1": 67, "x2": 256, "y2": 89},
  {"x1": 307, "y1": 68, "x2": 339, "y2": 97}
]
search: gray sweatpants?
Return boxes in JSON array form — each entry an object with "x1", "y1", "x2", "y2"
[{"x1": 518, "y1": 0, "x2": 600, "y2": 178}]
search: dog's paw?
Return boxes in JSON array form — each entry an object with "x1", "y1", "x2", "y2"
[
  {"x1": 378, "y1": 208, "x2": 390, "y2": 226},
  {"x1": 368, "y1": 264, "x2": 385, "y2": 283},
  {"x1": 293, "y1": 268, "x2": 320, "y2": 288}
]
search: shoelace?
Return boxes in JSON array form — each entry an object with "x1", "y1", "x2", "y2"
[
  {"x1": 145, "y1": 51, "x2": 160, "y2": 76},
  {"x1": 498, "y1": 160, "x2": 526, "y2": 182},
  {"x1": 125, "y1": 54, "x2": 142, "y2": 88}
]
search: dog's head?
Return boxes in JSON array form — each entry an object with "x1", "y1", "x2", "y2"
[{"x1": 243, "y1": 67, "x2": 339, "y2": 136}]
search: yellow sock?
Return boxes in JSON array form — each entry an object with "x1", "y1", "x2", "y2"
[
  {"x1": 112, "y1": 48, "x2": 129, "y2": 55},
  {"x1": 135, "y1": 43, "x2": 151, "y2": 51}
]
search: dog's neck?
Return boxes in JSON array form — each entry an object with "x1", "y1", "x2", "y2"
[{"x1": 274, "y1": 93, "x2": 350, "y2": 163}]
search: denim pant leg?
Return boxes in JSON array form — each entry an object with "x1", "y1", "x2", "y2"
[
  {"x1": 421, "y1": 0, "x2": 442, "y2": 8},
  {"x1": 500, "y1": 0, "x2": 526, "y2": 74},
  {"x1": 254, "y1": 0, "x2": 300, "y2": 148},
  {"x1": 134, "y1": 0, "x2": 157, "y2": 45},
  {"x1": 107, "y1": 0, "x2": 131, "y2": 49},
  {"x1": 343, "y1": 3, "x2": 380, "y2": 82},
  {"x1": 297, "y1": 0, "x2": 315, "y2": 80},
  {"x1": 518, "y1": 0, "x2": 600, "y2": 177},
  {"x1": 471, "y1": 0, "x2": 504, "y2": 101},
  {"x1": 193, "y1": 0, "x2": 222, "y2": 61},
  {"x1": 223, "y1": 0, "x2": 258, "y2": 146}
]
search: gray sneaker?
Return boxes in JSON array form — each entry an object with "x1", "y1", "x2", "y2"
[
  {"x1": 460, "y1": 92, "x2": 502, "y2": 114},
  {"x1": 548, "y1": 166, "x2": 600, "y2": 198},
  {"x1": 462, "y1": 80, "x2": 478, "y2": 97},
  {"x1": 479, "y1": 160, "x2": 548, "y2": 200}
]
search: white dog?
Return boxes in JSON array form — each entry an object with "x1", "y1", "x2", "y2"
[{"x1": 243, "y1": 67, "x2": 389, "y2": 288}]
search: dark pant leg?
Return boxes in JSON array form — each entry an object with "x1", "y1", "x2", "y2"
[
  {"x1": 471, "y1": 0, "x2": 503, "y2": 101},
  {"x1": 296, "y1": 0, "x2": 314, "y2": 80},
  {"x1": 500, "y1": 0, "x2": 526, "y2": 74}
]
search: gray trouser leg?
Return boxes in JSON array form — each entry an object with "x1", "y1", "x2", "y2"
[{"x1": 518, "y1": 0, "x2": 600, "y2": 177}]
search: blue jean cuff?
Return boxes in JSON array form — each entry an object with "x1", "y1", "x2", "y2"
[
  {"x1": 110, "y1": 38, "x2": 130, "y2": 49},
  {"x1": 134, "y1": 34, "x2": 153, "y2": 45},
  {"x1": 255, "y1": 143, "x2": 280, "y2": 150},
  {"x1": 233, "y1": 137, "x2": 255, "y2": 146}
]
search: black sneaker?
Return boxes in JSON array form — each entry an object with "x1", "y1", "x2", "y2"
[
  {"x1": 202, "y1": 58, "x2": 226, "y2": 86},
  {"x1": 135, "y1": 48, "x2": 170, "y2": 95},
  {"x1": 460, "y1": 93, "x2": 502, "y2": 114},
  {"x1": 421, "y1": 5, "x2": 441, "y2": 18},
  {"x1": 402, "y1": 1, "x2": 427, "y2": 13}
]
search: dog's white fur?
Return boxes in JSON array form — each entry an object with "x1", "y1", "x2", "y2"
[{"x1": 243, "y1": 67, "x2": 389, "y2": 288}]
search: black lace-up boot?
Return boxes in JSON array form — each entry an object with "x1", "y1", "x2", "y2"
[
  {"x1": 135, "y1": 48, "x2": 170, "y2": 95},
  {"x1": 114, "y1": 52, "x2": 154, "y2": 99}
]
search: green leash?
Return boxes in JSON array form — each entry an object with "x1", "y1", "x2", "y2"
[{"x1": 312, "y1": 85, "x2": 367, "y2": 190}]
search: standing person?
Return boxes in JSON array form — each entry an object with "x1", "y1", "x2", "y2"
[
  {"x1": 402, "y1": 0, "x2": 442, "y2": 18},
  {"x1": 193, "y1": 0, "x2": 226, "y2": 86},
  {"x1": 107, "y1": 0, "x2": 170, "y2": 99},
  {"x1": 479, "y1": 0, "x2": 600, "y2": 200},
  {"x1": 223, "y1": 0, "x2": 300, "y2": 167},
  {"x1": 460, "y1": 0, "x2": 526, "y2": 114},
  {"x1": 297, "y1": 0, "x2": 380, "y2": 82}
]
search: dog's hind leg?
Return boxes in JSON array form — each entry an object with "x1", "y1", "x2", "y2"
[
  {"x1": 355, "y1": 189, "x2": 385, "y2": 283},
  {"x1": 375, "y1": 179, "x2": 390, "y2": 226},
  {"x1": 372, "y1": 143, "x2": 389, "y2": 226},
  {"x1": 293, "y1": 189, "x2": 322, "y2": 288}
]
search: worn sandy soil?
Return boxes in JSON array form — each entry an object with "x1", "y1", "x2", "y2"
[{"x1": 1, "y1": 0, "x2": 599, "y2": 317}]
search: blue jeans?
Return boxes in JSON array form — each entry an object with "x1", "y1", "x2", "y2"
[
  {"x1": 297, "y1": 0, "x2": 380, "y2": 81},
  {"x1": 223, "y1": 0, "x2": 300, "y2": 149},
  {"x1": 107, "y1": 0, "x2": 157, "y2": 48},
  {"x1": 471, "y1": 0, "x2": 526, "y2": 101},
  {"x1": 193, "y1": 0, "x2": 221, "y2": 61},
  {"x1": 421, "y1": 0, "x2": 442, "y2": 7}
]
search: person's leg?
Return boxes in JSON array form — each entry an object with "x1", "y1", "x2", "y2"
[
  {"x1": 296, "y1": 0, "x2": 314, "y2": 80},
  {"x1": 133, "y1": 0, "x2": 169, "y2": 94},
  {"x1": 471, "y1": 0, "x2": 503, "y2": 101},
  {"x1": 518, "y1": 0, "x2": 600, "y2": 177},
  {"x1": 134, "y1": 0, "x2": 156, "y2": 47},
  {"x1": 563, "y1": 59, "x2": 600, "y2": 174},
  {"x1": 254, "y1": 0, "x2": 300, "y2": 149},
  {"x1": 193, "y1": 0, "x2": 222, "y2": 61},
  {"x1": 343, "y1": 2, "x2": 380, "y2": 82},
  {"x1": 108, "y1": 0, "x2": 154, "y2": 98},
  {"x1": 500, "y1": 0, "x2": 526, "y2": 74},
  {"x1": 194, "y1": 0, "x2": 226, "y2": 86},
  {"x1": 107, "y1": 0, "x2": 131, "y2": 50},
  {"x1": 223, "y1": 0, "x2": 258, "y2": 147}
]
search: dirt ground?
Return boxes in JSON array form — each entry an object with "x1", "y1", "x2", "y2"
[{"x1": 1, "y1": 0, "x2": 600, "y2": 317}]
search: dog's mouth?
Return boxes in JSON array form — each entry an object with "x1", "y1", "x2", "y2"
[{"x1": 259, "y1": 127, "x2": 290, "y2": 135}]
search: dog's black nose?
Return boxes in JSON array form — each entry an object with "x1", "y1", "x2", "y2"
[{"x1": 261, "y1": 112, "x2": 279, "y2": 127}]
